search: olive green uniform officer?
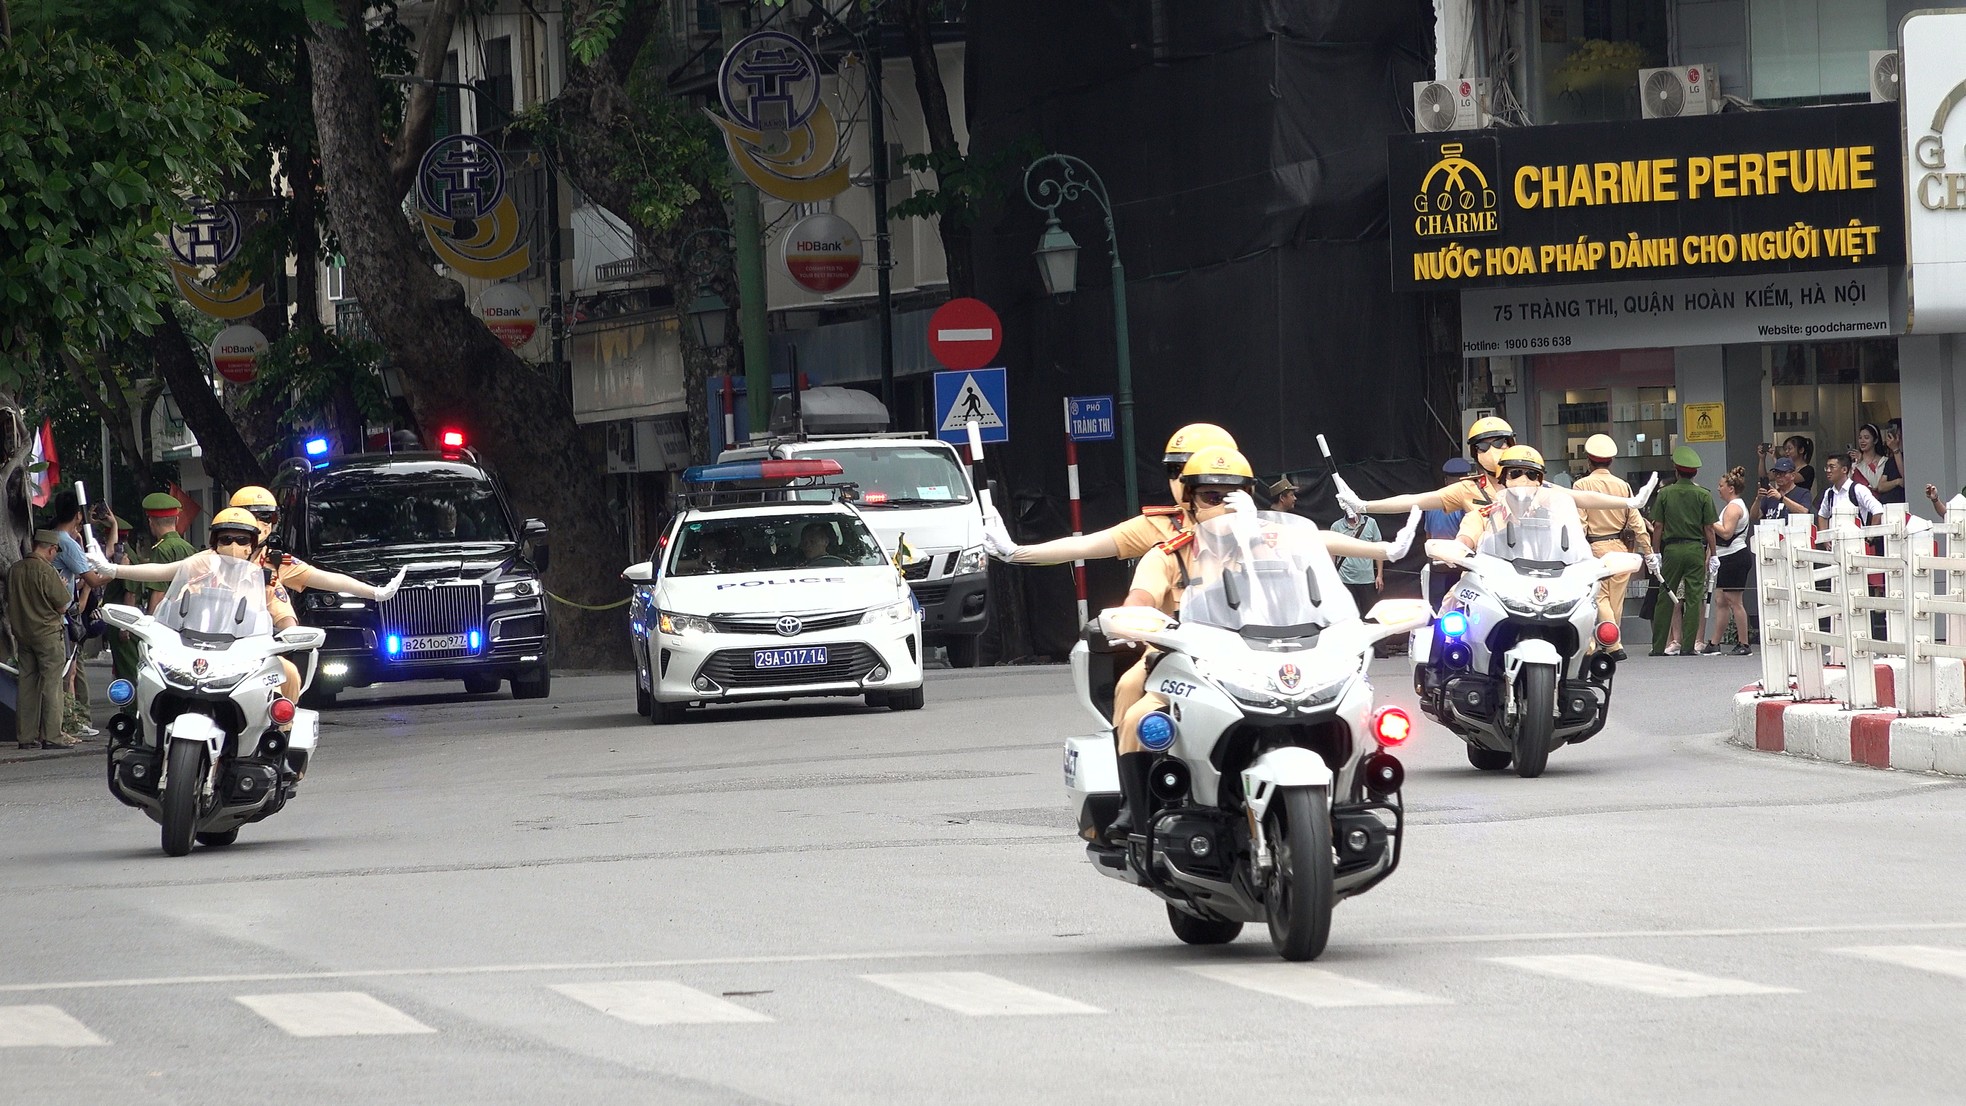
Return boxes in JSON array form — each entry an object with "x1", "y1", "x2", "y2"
[
  {"x1": 110, "y1": 494, "x2": 199, "y2": 683},
  {"x1": 9, "y1": 531, "x2": 79, "y2": 749},
  {"x1": 1647, "y1": 446, "x2": 1718, "y2": 656}
]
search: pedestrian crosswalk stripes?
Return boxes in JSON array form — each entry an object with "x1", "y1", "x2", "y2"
[
  {"x1": 1182, "y1": 963, "x2": 1450, "y2": 1007},
  {"x1": 1486, "y1": 954, "x2": 1799, "y2": 997},
  {"x1": 551, "y1": 981, "x2": 774, "y2": 1025},
  {"x1": 235, "y1": 991, "x2": 438, "y2": 1037},
  {"x1": 13, "y1": 946, "x2": 1966, "y2": 1046},
  {"x1": 0, "y1": 1005, "x2": 105, "y2": 1047},
  {"x1": 859, "y1": 971, "x2": 1104, "y2": 1016},
  {"x1": 1831, "y1": 945, "x2": 1966, "y2": 980}
]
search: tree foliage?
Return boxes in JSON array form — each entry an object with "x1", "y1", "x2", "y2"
[{"x1": 0, "y1": 29, "x2": 254, "y2": 385}]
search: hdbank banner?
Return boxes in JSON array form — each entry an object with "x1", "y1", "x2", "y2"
[
  {"x1": 1459, "y1": 268, "x2": 1891, "y2": 357},
  {"x1": 1389, "y1": 103, "x2": 1904, "y2": 289},
  {"x1": 1903, "y1": 11, "x2": 1966, "y2": 333}
]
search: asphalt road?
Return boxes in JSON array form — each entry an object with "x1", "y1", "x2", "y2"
[{"x1": 5, "y1": 651, "x2": 1966, "y2": 1105}]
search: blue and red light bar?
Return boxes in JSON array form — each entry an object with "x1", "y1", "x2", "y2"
[{"x1": 682, "y1": 458, "x2": 845, "y2": 484}]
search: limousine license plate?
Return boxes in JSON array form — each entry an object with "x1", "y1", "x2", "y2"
[
  {"x1": 403, "y1": 633, "x2": 468, "y2": 653},
  {"x1": 754, "y1": 646, "x2": 828, "y2": 669}
]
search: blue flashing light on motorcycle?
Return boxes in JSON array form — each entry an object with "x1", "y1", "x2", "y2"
[
  {"x1": 682, "y1": 458, "x2": 845, "y2": 484},
  {"x1": 108, "y1": 679, "x2": 135, "y2": 705},
  {"x1": 1137, "y1": 711, "x2": 1177, "y2": 752},
  {"x1": 1439, "y1": 610, "x2": 1468, "y2": 638}
]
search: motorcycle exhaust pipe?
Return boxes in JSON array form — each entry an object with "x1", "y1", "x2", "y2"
[
  {"x1": 1149, "y1": 758, "x2": 1190, "y2": 802},
  {"x1": 1362, "y1": 751, "x2": 1404, "y2": 796}
]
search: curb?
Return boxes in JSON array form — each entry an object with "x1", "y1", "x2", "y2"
[
  {"x1": 1729, "y1": 658, "x2": 1966, "y2": 776},
  {"x1": 1, "y1": 743, "x2": 101, "y2": 767}
]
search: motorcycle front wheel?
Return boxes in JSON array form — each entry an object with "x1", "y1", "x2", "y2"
[
  {"x1": 161, "y1": 740, "x2": 206, "y2": 857},
  {"x1": 1264, "y1": 786, "x2": 1334, "y2": 961},
  {"x1": 1512, "y1": 664, "x2": 1558, "y2": 778}
]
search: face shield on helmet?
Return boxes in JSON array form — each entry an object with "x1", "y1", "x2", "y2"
[{"x1": 1179, "y1": 446, "x2": 1255, "y2": 519}]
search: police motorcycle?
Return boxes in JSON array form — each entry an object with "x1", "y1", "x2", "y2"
[
  {"x1": 100, "y1": 553, "x2": 327, "y2": 856},
  {"x1": 1064, "y1": 512, "x2": 1432, "y2": 961},
  {"x1": 1411, "y1": 484, "x2": 1642, "y2": 778}
]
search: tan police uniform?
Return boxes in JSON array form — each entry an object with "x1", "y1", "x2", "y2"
[
  {"x1": 1114, "y1": 531, "x2": 1194, "y2": 754},
  {"x1": 1573, "y1": 468, "x2": 1654, "y2": 633}
]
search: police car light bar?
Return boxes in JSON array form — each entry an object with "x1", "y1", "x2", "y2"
[
  {"x1": 303, "y1": 436, "x2": 330, "y2": 458},
  {"x1": 440, "y1": 429, "x2": 467, "y2": 449},
  {"x1": 682, "y1": 459, "x2": 846, "y2": 484}
]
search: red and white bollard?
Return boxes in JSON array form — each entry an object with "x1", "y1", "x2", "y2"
[{"x1": 1062, "y1": 399, "x2": 1088, "y2": 626}]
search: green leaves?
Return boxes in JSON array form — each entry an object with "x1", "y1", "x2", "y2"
[
  {"x1": 568, "y1": 0, "x2": 628, "y2": 65},
  {"x1": 0, "y1": 29, "x2": 254, "y2": 387}
]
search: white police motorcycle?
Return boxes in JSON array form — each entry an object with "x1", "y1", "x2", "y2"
[
  {"x1": 1411, "y1": 486, "x2": 1641, "y2": 777},
  {"x1": 1064, "y1": 512, "x2": 1431, "y2": 961},
  {"x1": 101, "y1": 553, "x2": 326, "y2": 856}
]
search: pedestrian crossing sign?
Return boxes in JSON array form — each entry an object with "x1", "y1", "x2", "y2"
[{"x1": 934, "y1": 368, "x2": 1008, "y2": 445}]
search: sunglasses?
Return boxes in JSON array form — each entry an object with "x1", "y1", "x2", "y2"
[
  {"x1": 212, "y1": 534, "x2": 255, "y2": 548},
  {"x1": 1193, "y1": 487, "x2": 1237, "y2": 505},
  {"x1": 1474, "y1": 436, "x2": 1516, "y2": 451},
  {"x1": 1501, "y1": 469, "x2": 1543, "y2": 482}
]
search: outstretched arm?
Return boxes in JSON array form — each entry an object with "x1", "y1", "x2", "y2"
[
  {"x1": 1320, "y1": 508, "x2": 1423, "y2": 561},
  {"x1": 86, "y1": 555, "x2": 178, "y2": 584},
  {"x1": 988, "y1": 528, "x2": 1123, "y2": 566},
  {"x1": 291, "y1": 565, "x2": 407, "y2": 602}
]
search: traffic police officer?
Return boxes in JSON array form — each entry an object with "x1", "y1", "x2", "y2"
[
  {"x1": 9, "y1": 531, "x2": 79, "y2": 749},
  {"x1": 110, "y1": 493, "x2": 198, "y2": 682},
  {"x1": 1335, "y1": 416, "x2": 1658, "y2": 519},
  {"x1": 1573, "y1": 435, "x2": 1655, "y2": 659},
  {"x1": 1647, "y1": 446, "x2": 1718, "y2": 657}
]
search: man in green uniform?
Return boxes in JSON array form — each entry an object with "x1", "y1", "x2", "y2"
[
  {"x1": 1648, "y1": 446, "x2": 1718, "y2": 657},
  {"x1": 109, "y1": 493, "x2": 198, "y2": 682},
  {"x1": 9, "y1": 531, "x2": 79, "y2": 749}
]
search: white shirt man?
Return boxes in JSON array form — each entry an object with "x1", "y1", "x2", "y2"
[{"x1": 1815, "y1": 453, "x2": 1883, "y2": 528}]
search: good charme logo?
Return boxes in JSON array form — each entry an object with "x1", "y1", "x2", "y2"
[
  {"x1": 1413, "y1": 139, "x2": 1501, "y2": 238},
  {"x1": 1913, "y1": 80, "x2": 1966, "y2": 211}
]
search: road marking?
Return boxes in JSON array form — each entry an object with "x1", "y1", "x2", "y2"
[
  {"x1": 1182, "y1": 964, "x2": 1449, "y2": 1007},
  {"x1": 860, "y1": 972, "x2": 1102, "y2": 1016},
  {"x1": 935, "y1": 328, "x2": 994, "y2": 342},
  {"x1": 550, "y1": 981, "x2": 773, "y2": 1025},
  {"x1": 1488, "y1": 955, "x2": 1797, "y2": 997},
  {"x1": 0, "y1": 1005, "x2": 105, "y2": 1047},
  {"x1": 235, "y1": 991, "x2": 437, "y2": 1037},
  {"x1": 1831, "y1": 945, "x2": 1966, "y2": 980}
]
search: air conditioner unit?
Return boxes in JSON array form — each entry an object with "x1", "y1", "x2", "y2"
[
  {"x1": 605, "y1": 421, "x2": 638, "y2": 474},
  {"x1": 1870, "y1": 50, "x2": 1901, "y2": 103},
  {"x1": 1638, "y1": 64, "x2": 1720, "y2": 119},
  {"x1": 1413, "y1": 78, "x2": 1491, "y2": 133}
]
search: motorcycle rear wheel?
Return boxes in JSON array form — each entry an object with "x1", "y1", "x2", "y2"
[
  {"x1": 1264, "y1": 786, "x2": 1334, "y2": 961},
  {"x1": 1167, "y1": 904, "x2": 1243, "y2": 945},
  {"x1": 195, "y1": 829, "x2": 239, "y2": 847},
  {"x1": 1513, "y1": 665, "x2": 1558, "y2": 778},
  {"x1": 161, "y1": 740, "x2": 206, "y2": 857}
]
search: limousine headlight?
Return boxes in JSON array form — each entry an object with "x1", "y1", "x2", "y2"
[{"x1": 493, "y1": 579, "x2": 539, "y2": 601}]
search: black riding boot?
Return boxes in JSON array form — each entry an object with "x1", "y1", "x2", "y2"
[{"x1": 1105, "y1": 752, "x2": 1155, "y2": 844}]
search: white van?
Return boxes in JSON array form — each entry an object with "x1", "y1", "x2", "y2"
[{"x1": 718, "y1": 388, "x2": 989, "y2": 666}]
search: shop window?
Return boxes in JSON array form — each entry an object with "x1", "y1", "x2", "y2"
[
  {"x1": 436, "y1": 52, "x2": 462, "y2": 138},
  {"x1": 1527, "y1": 0, "x2": 1670, "y2": 123},
  {"x1": 483, "y1": 36, "x2": 515, "y2": 119},
  {"x1": 1747, "y1": 0, "x2": 1894, "y2": 103},
  {"x1": 1529, "y1": 348, "x2": 1679, "y2": 485},
  {"x1": 1766, "y1": 339, "x2": 1898, "y2": 464}
]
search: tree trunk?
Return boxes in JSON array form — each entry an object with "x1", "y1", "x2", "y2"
[
  {"x1": 60, "y1": 349, "x2": 159, "y2": 493},
  {"x1": 150, "y1": 313, "x2": 268, "y2": 492},
  {"x1": 896, "y1": 0, "x2": 974, "y2": 298},
  {"x1": 309, "y1": 0, "x2": 630, "y2": 668}
]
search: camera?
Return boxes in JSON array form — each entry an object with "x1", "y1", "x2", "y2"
[{"x1": 1758, "y1": 477, "x2": 1772, "y2": 490}]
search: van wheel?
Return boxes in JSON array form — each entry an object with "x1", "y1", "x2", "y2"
[
  {"x1": 943, "y1": 636, "x2": 981, "y2": 668},
  {"x1": 864, "y1": 691, "x2": 891, "y2": 708},
  {"x1": 886, "y1": 686, "x2": 925, "y2": 711},
  {"x1": 512, "y1": 667, "x2": 551, "y2": 700},
  {"x1": 650, "y1": 699, "x2": 688, "y2": 725}
]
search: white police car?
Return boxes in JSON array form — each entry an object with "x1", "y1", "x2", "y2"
[{"x1": 622, "y1": 459, "x2": 926, "y2": 723}]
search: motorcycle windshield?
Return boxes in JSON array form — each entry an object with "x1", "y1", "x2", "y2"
[
  {"x1": 1181, "y1": 512, "x2": 1356, "y2": 634},
  {"x1": 156, "y1": 552, "x2": 274, "y2": 643},
  {"x1": 1478, "y1": 487, "x2": 1592, "y2": 568}
]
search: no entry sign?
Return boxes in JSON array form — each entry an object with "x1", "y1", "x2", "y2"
[{"x1": 927, "y1": 297, "x2": 1002, "y2": 371}]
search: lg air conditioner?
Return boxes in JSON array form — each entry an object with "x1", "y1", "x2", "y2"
[
  {"x1": 1638, "y1": 64, "x2": 1720, "y2": 119},
  {"x1": 1414, "y1": 78, "x2": 1491, "y2": 133},
  {"x1": 1870, "y1": 50, "x2": 1901, "y2": 102}
]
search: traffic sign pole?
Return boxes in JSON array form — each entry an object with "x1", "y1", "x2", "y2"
[{"x1": 1063, "y1": 398, "x2": 1088, "y2": 626}]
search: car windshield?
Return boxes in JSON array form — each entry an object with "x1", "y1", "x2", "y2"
[
  {"x1": 665, "y1": 513, "x2": 890, "y2": 576},
  {"x1": 1478, "y1": 486, "x2": 1592, "y2": 567},
  {"x1": 308, "y1": 471, "x2": 514, "y2": 548},
  {"x1": 157, "y1": 551, "x2": 273, "y2": 643},
  {"x1": 1180, "y1": 512, "x2": 1357, "y2": 632},
  {"x1": 790, "y1": 445, "x2": 972, "y2": 506}
]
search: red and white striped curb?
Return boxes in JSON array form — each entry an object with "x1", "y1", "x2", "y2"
[{"x1": 1730, "y1": 658, "x2": 1966, "y2": 774}]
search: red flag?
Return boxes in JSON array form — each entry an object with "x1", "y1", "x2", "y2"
[
  {"x1": 28, "y1": 419, "x2": 58, "y2": 507},
  {"x1": 168, "y1": 482, "x2": 203, "y2": 536}
]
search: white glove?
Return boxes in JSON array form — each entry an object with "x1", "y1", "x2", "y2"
[
  {"x1": 1384, "y1": 506, "x2": 1422, "y2": 561},
  {"x1": 1645, "y1": 553, "x2": 1662, "y2": 579},
  {"x1": 1331, "y1": 474, "x2": 1369, "y2": 518},
  {"x1": 1628, "y1": 471, "x2": 1660, "y2": 509},
  {"x1": 371, "y1": 568, "x2": 407, "y2": 603},
  {"x1": 87, "y1": 549, "x2": 119, "y2": 579},
  {"x1": 1222, "y1": 490, "x2": 1257, "y2": 517},
  {"x1": 980, "y1": 511, "x2": 1020, "y2": 562},
  {"x1": 1707, "y1": 555, "x2": 1720, "y2": 576}
]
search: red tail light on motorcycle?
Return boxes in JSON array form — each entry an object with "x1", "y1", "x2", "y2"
[
  {"x1": 1371, "y1": 705, "x2": 1412, "y2": 747},
  {"x1": 1595, "y1": 621, "x2": 1620, "y2": 646},
  {"x1": 270, "y1": 698, "x2": 297, "y2": 725}
]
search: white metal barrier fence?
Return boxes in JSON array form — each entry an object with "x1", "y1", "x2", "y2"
[{"x1": 1752, "y1": 500, "x2": 1966, "y2": 715}]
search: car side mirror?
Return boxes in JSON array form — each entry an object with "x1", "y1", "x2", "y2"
[
  {"x1": 523, "y1": 518, "x2": 549, "y2": 571},
  {"x1": 621, "y1": 561, "x2": 654, "y2": 584}
]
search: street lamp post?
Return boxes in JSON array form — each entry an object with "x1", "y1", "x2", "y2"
[
  {"x1": 384, "y1": 75, "x2": 565, "y2": 382},
  {"x1": 1022, "y1": 154, "x2": 1139, "y2": 515},
  {"x1": 679, "y1": 227, "x2": 737, "y2": 351}
]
